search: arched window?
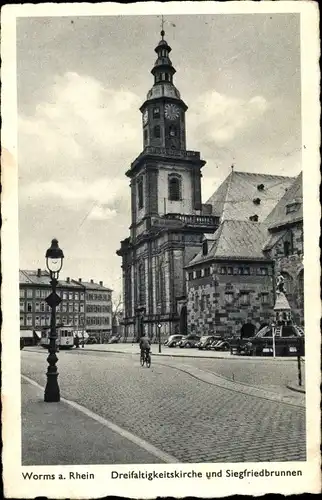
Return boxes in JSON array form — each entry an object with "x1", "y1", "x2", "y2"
[
  {"x1": 169, "y1": 125, "x2": 177, "y2": 137},
  {"x1": 154, "y1": 125, "x2": 161, "y2": 138},
  {"x1": 137, "y1": 176, "x2": 144, "y2": 209},
  {"x1": 168, "y1": 174, "x2": 181, "y2": 201},
  {"x1": 153, "y1": 107, "x2": 160, "y2": 118},
  {"x1": 138, "y1": 262, "x2": 145, "y2": 305}
]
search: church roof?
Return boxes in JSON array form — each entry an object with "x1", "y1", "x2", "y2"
[
  {"x1": 206, "y1": 171, "x2": 295, "y2": 223},
  {"x1": 187, "y1": 220, "x2": 270, "y2": 266},
  {"x1": 264, "y1": 172, "x2": 302, "y2": 230}
]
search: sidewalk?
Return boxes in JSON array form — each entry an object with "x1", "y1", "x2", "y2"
[
  {"x1": 81, "y1": 342, "x2": 303, "y2": 362},
  {"x1": 21, "y1": 376, "x2": 175, "y2": 465}
]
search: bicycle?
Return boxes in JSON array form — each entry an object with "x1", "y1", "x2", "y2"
[{"x1": 140, "y1": 349, "x2": 151, "y2": 368}]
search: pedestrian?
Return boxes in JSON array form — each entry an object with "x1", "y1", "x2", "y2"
[
  {"x1": 74, "y1": 335, "x2": 80, "y2": 348},
  {"x1": 81, "y1": 337, "x2": 85, "y2": 348}
]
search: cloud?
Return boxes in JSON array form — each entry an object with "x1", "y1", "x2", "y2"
[
  {"x1": 18, "y1": 71, "x2": 141, "y2": 187},
  {"x1": 189, "y1": 90, "x2": 269, "y2": 147},
  {"x1": 87, "y1": 205, "x2": 118, "y2": 221}
]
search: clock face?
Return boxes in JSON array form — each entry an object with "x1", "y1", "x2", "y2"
[
  {"x1": 165, "y1": 103, "x2": 180, "y2": 120},
  {"x1": 143, "y1": 110, "x2": 148, "y2": 125}
]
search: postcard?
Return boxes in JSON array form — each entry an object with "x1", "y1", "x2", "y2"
[{"x1": 1, "y1": 1, "x2": 321, "y2": 498}]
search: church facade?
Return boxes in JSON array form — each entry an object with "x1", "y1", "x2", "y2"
[
  {"x1": 117, "y1": 31, "x2": 219, "y2": 342},
  {"x1": 117, "y1": 31, "x2": 304, "y2": 343}
]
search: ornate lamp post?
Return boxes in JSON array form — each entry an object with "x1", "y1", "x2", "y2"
[{"x1": 44, "y1": 238, "x2": 64, "y2": 403}]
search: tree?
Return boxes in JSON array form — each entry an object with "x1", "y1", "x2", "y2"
[{"x1": 112, "y1": 293, "x2": 123, "y2": 334}]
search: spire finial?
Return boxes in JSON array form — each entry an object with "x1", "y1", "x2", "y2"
[{"x1": 161, "y1": 15, "x2": 165, "y2": 39}]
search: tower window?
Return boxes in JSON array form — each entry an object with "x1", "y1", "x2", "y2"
[
  {"x1": 153, "y1": 107, "x2": 160, "y2": 118},
  {"x1": 164, "y1": 73, "x2": 169, "y2": 81},
  {"x1": 202, "y1": 240, "x2": 208, "y2": 256},
  {"x1": 137, "y1": 177, "x2": 144, "y2": 210},
  {"x1": 143, "y1": 129, "x2": 148, "y2": 143},
  {"x1": 138, "y1": 262, "x2": 146, "y2": 305},
  {"x1": 169, "y1": 125, "x2": 177, "y2": 137},
  {"x1": 168, "y1": 174, "x2": 182, "y2": 201},
  {"x1": 154, "y1": 125, "x2": 161, "y2": 138}
]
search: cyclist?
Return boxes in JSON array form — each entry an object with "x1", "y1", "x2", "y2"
[{"x1": 139, "y1": 334, "x2": 151, "y2": 361}]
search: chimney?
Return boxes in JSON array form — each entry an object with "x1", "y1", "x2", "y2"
[
  {"x1": 78, "y1": 278, "x2": 82, "y2": 282},
  {"x1": 66, "y1": 277, "x2": 70, "y2": 283},
  {"x1": 99, "y1": 281, "x2": 103, "y2": 286},
  {"x1": 90, "y1": 279, "x2": 94, "y2": 284},
  {"x1": 37, "y1": 268, "x2": 41, "y2": 277}
]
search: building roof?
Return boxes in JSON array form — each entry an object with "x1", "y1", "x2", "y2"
[
  {"x1": 72, "y1": 279, "x2": 112, "y2": 292},
  {"x1": 264, "y1": 172, "x2": 303, "y2": 230},
  {"x1": 262, "y1": 230, "x2": 288, "y2": 252},
  {"x1": 19, "y1": 270, "x2": 111, "y2": 291},
  {"x1": 19, "y1": 269, "x2": 51, "y2": 285},
  {"x1": 206, "y1": 171, "x2": 295, "y2": 223},
  {"x1": 187, "y1": 220, "x2": 270, "y2": 267}
]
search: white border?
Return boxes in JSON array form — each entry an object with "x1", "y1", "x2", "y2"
[{"x1": 1, "y1": 2, "x2": 321, "y2": 498}]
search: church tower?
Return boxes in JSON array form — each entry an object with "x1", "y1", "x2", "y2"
[{"x1": 117, "y1": 29, "x2": 219, "y2": 342}]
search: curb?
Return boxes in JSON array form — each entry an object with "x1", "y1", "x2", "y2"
[
  {"x1": 286, "y1": 383, "x2": 306, "y2": 394},
  {"x1": 83, "y1": 347, "x2": 300, "y2": 362},
  {"x1": 22, "y1": 375, "x2": 180, "y2": 464}
]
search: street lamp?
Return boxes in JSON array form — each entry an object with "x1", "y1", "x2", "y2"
[
  {"x1": 44, "y1": 238, "x2": 64, "y2": 403},
  {"x1": 271, "y1": 321, "x2": 276, "y2": 358},
  {"x1": 157, "y1": 322, "x2": 162, "y2": 353}
]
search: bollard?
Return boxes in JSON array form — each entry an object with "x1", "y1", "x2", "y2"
[{"x1": 297, "y1": 355, "x2": 302, "y2": 386}]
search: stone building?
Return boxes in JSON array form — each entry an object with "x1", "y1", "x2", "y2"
[
  {"x1": 185, "y1": 172, "x2": 304, "y2": 337},
  {"x1": 117, "y1": 30, "x2": 219, "y2": 342},
  {"x1": 117, "y1": 30, "x2": 304, "y2": 342},
  {"x1": 19, "y1": 270, "x2": 113, "y2": 340},
  {"x1": 185, "y1": 220, "x2": 274, "y2": 338},
  {"x1": 75, "y1": 279, "x2": 113, "y2": 341},
  {"x1": 19, "y1": 270, "x2": 85, "y2": 331},
  {"x1": 263, "y1": 172, "x2": 304, "y2": 325}
]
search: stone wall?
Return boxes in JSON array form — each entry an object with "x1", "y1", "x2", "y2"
[{"x1": 187, "y1": 262, "x2": 274, "y2": 337}]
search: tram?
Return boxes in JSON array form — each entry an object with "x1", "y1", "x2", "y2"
[{"x1": 39, "y1": 325, "x2": 75, "y2": 350}]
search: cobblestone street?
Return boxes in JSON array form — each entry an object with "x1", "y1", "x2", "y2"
[{"x1": 21, "y1": 349, "x2": 306, "y2": 465}]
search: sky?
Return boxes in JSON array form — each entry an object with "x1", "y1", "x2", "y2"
[{"x1": 17, "y1": 13, "x2": 301, "y2": 298}]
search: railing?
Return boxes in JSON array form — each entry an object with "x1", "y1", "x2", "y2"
[
  {"x1": 150, "y1": 213, "x2": 219, "y2": 228},
  {"x1": 162, "y1": 213, "x2": 219, "y2": 226},
  {"x1": 131, "y1": 147, "x2": 201, "y2": 168}
]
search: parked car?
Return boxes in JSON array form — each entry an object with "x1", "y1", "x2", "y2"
[
  {"x1": 166, "y1": 334, "x2": 184, "y2": 347},
  {"x1": 108, "y1": 335, "x2": 121, "y2": 344},
  {"x1": 212, "y1": 340, "x2": 231, "y2": 351},
  {"x1": 86, "y1": 336, "x2": 98, "y2": 345},
  {"x1": 179, "y1": 334, "x2": 201, "y2": 348},
  {"x1": 198, "y1": 335, "x2": 222, "y2": 350}
]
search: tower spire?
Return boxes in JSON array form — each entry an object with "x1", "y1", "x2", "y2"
[{"x1": 161, "y1": 15, "x2": 165, "y2": 39}]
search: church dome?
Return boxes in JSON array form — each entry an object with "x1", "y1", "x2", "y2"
[{"x1": 146, "y1": 82, "x2": 181, "y2": 101}]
